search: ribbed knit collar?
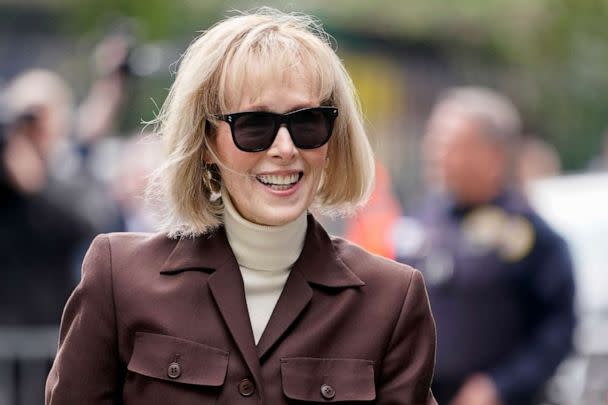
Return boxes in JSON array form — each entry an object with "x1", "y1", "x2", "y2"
[{"x1": 222, "y1": 190, "x2": 307, "y2": 272}]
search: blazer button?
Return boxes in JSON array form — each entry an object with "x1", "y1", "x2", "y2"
[
  {"x1": 167, "y1": 362, "x2": 181, "y2": 379},
  {"x1": 320, "y1": 384, "x2": 335, "y2": 400},
  {"x1": 238, "y1": 378, "x2": 256, "y2": 397}
]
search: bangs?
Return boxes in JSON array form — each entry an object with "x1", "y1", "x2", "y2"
[{"x1": 217, "y1": 28, "x2": 337, "y2": 112}]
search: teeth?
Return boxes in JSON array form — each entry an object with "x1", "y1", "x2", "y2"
[{"x1": 257, "y1": 173, "x2": 300, "y2": 185}]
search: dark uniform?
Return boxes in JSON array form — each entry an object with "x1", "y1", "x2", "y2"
[{"x1": 395, "y1": 190, "x2": 576, "y2": 405}]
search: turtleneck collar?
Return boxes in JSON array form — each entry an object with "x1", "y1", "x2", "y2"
[{"x1": 222, "y1": 189, "x2": 307, "y2": 272}]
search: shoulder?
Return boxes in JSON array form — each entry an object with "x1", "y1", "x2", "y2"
[
  {"x1": 87, "y1": 232, "x2": 179, "y2": 271},
  {"x1": 499, "y1": 192, "x2": 570, "y2": 260},
  {"x1": 501, "y1": 192, "x2": 566, "y2": 247},
  {"x1": 102, "y1": 231, "x2": 177, "y2": 251},
  {"x1": 331, "y1": 236, "x2": 420, "y2": 291},
  {"x1": 329, "y1": 237, "x2": 434, "y2": 346}
]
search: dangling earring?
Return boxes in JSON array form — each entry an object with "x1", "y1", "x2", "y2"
[{"x1": 203, "y1": 163, "x2": 222, "y2": 202}]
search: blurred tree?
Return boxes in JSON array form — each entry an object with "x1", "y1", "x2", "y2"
[
  {"x1": 6, "y1": 0, "x2": 604, "y2": 169},
  {"x1": 62, "y1": 0, "x2": 221, "y2": 40}
]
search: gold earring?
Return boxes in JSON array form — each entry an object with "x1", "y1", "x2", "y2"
[{"x1": 203, "y1": 163, "x2": 222, "y2": 201}]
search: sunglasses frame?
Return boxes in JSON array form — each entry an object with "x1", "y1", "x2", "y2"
[{"x1": 215, "y1": 106, "x2": 338, "y2": 152}]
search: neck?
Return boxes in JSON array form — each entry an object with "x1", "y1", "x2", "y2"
[{"x1": 222, "y1": 190, "x2": 307, "y2": 271}]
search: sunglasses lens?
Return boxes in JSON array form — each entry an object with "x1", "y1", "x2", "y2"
[
  {"x1": 290, "y1": 108, "x2": 332, "y2": 149},
  {"x1": 228, "y1": 107, "x2": 337, "y2": 152},
  {"x1": 233, "y1": 113, "x2": 276, "y2": 151}
]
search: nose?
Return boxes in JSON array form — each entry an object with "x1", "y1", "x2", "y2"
[{"x1": 269, "y1": 125, "x2": 297, "y2": 160}]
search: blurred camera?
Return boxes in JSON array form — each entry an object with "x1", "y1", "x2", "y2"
[{"x1": 93, "y1": 32, "x2": 168, "y2": 79}]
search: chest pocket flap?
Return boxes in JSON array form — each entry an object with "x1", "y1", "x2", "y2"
[
  {"x1": 281, "y1": 357, "x2": 375, "y2": 402},
  {"x1": 127, "y1": 332, "x2": 229, "y2": 386}
]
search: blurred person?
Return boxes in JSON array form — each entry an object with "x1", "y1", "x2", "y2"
[
  {"x1": 344, "y1": 160, "x2": 402, "y2": 259},
  {"x1": 0, "y1": 89, "x2": 92, "y2": 325},
  {"x1": 75, "y1": 31, "x2": 133, "y2": 145},
  {"x1": 5, "y1": 69, "x2": 73, "y2": 178},
  {"x1": 0, "y1": 34, "x2": 131, "y2": 405},
  {"x1": 5, "y1": 68, "x2": 123, "y2": 235},
  {"x1": 396, "y1": 87, "x2": 575, "y2": 405},
  {"x1": 517, "y1": 136, "x2": 561, "y2": 187},
  {"x1": 57, "y1": 31, "x2": 138, "y2": 233},
  {"x1": 111, "y1": 133, "x2": 163, "y2": 232},
  {"x1": 46, "y1": 9, "x2": 437, "y2": 405},
  {"x1": 0, "y1": 77, "x2": 95, "y2": 405}
]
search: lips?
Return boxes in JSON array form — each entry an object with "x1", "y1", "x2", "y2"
[{"x1": 256, "y1": 172, "x2": 303, "y2": 190}]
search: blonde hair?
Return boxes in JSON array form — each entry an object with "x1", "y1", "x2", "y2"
[{"x1": 148, "y1": 8, "x2": 375, "y2": 238}]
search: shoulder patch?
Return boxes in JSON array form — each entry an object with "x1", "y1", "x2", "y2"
[
  {"x1": 498, "y1": 215, "x2": 536, "y2": 262},
  {"x1": 461, "y1": 206, "x2": 507, "y2": 253}
]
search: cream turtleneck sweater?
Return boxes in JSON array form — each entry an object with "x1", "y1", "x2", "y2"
[{"x1": 222, "y1": 191, "x2": 307, "y2": 344}]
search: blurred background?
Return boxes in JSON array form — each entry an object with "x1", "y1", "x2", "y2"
[
  {"x1": 1, "y1": 0, "x2": 607, "y2": 404},
  {"x1": 3, "y1": 0, "x2": 608, "y2": 186}
]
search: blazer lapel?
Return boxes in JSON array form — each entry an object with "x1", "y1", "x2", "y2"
[
  {"x1": 160, "y1": 229, "x2": 262, "y2": 396},
  {"x1": 159, "y1": 216, "x2": 365, "y2": 381},
  {"x1": 256, "y1": 268, "x2": 312, "y2": 359},
  {"x1": 256, "y1": 215, "x2": 365, "y2": 359},
  {"x1": 208, "y1": 259, "x2": 263, "y2": 392}
]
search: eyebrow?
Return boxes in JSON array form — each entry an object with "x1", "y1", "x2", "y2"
[{"x1": 245, "y1": 103, "x2": 318, "y2": 114}]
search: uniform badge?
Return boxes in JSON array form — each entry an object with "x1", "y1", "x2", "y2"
[
  {"x1": 498, "y1": 215, "x2": 535, "y2": 262},
  {"x1": 462, "y1": 206, "x2": 535, "y2": 262},
  {"x1": 461, "y1": 206, "x2": 507, "y2": 255}
]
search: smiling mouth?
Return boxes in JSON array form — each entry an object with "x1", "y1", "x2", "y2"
[{"x1": 256, "y1": 172, "x2": 303, "y2": 191}]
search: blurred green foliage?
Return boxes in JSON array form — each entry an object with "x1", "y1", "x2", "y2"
[{"x1": 30, "y1": 0, "x2": 608, "y2": 169}]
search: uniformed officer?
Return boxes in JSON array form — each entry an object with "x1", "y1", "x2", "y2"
[{"x1": 396, "y1": 87, "x2": 576, "y2": 405}]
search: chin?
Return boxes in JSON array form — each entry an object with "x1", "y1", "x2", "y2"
[{"x1": 257, "y1": 206, "x2": 305, "y2": 227}]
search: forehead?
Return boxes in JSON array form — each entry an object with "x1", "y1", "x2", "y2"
[
  {"x1": 218, "y1": 39, "x2": 333, "y2": 112},
  {"x1": 223, "y1": 61, "x2": 315, "y2": 110},
  {"x1": 428, "y1": 106, "x2": 479, "y2": 140},
  {"x1": 234, "y1": 71, "x2": 319, "y2": 112}
]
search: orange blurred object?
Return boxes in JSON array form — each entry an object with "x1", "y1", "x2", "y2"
[{"x1": 344, "y1": 161, "x2": 402, "y2": 259}]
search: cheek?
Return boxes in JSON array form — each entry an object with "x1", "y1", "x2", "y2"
[
  {"x1": 442, "y1": 150, "x2": 461, "y2": 173},
  {"x1": 302, "y1": 149, "x2": 328, "y2": 188},
  {"x1": 449, "y1": 143, "x2": 476, "y2": 169},
  {"x1": 213, "y1": 127, "x2": 255, "y2": 172},
  {"x1": 303, "y1": 146, "x2": 329, "y2": 169},
  {"x1": 211, "y1": 126, "x2": 230, "y2": 161}
]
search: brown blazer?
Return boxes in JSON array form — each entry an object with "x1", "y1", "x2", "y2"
[{"x1": 46, "y1": 215, "x2": 437, "y2": 404}]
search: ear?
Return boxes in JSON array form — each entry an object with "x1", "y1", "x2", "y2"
[
  {"x1": 202, "y1": 135, "x2": 218, "y2": 165},
  {"x1": 202, "y1": 120, "x2": 218, "y2": 164},
  {"x1": 202, "y1": 147, "x2": 215, "y2": 165}
]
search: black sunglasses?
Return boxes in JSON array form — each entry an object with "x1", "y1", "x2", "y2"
[{"x1": 215, "y1": 106, "x2": 338, "y2": 152}]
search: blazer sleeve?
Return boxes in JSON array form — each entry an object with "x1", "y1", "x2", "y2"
[
  {"x1": 46, "y1": 234, "x2": 121, "y2": 404},
  {"x1": 377, "y1": 269, "x2": 437, "y2": 405}
]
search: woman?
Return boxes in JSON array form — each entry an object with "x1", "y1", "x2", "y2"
[{"x1": 46, "y1": 9, "x2": 436, "y2": 404}]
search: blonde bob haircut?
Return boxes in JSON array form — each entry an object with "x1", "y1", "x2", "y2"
[{"x1": 149, "y1": 8, "x2": 375, "y2": 238}]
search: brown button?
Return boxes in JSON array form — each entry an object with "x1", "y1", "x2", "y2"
[
  {"x1": 238, "y1": 378, "x2": 255, "y2": 397},
  {"x1": 167, "y1": 362, "x2": 181, "y2": 379},
  {"x1": 321, "y1": 384, "x2": 335, "y2": 400}
]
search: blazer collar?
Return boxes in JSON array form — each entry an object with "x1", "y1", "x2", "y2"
[
  {"x1": 159, "y1": 227, "x2": 233, "y2": 274},
  {"x1": 293, "y1": 214, "x2": 364, "y2": 288},
  {"x1": 160, "y1": 214, "x2": 364, "y2": 289}
]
